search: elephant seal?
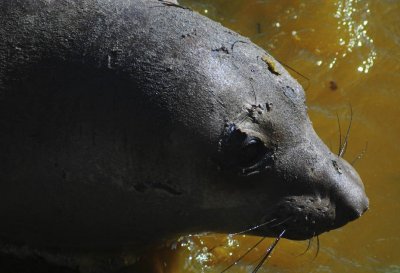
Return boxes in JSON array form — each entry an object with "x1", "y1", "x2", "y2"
[{"x1": 0, "y1": 0, "x2": 368, "y2": 270}]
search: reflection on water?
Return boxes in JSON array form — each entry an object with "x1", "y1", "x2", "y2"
[
  {"x1": 333, "y1": 0, "x2": 376, "y2": 73},
  {"x1": 143, "y1": 1, "x2": 400, "y2": 272}
]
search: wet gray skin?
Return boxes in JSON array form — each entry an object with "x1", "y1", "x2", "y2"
[{"x1": 0, "y1": 0, "x2": 368, "y2": 262}]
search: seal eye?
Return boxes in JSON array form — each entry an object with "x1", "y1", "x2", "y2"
[
  {"x1": 218, "y1": 124, "x2": 274, "y2": 175},
  {"x1": 240, "y1": 137, "x2": 265, "y2": 166}
]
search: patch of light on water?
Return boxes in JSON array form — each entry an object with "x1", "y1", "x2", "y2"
[
  {"x1": 331, "y1": 0, "x2": 376, "y2": 73},
  {"x1": 176, "y1": 234, "x2": 246, "y2": 272},
  {"x1": 195, "y1": 251, "x2": 212, "y2": 266},
  {"x1": 226, "y1": 234, "x2": 240, "y2": 248}
]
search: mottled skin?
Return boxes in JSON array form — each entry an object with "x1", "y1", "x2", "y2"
[{"x1": 0, "y1": 0, "x2": 368, "y2": 271}]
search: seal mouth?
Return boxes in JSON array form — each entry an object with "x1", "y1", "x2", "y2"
[
  {"x1": 251, "y1": 191, "x2": 368, "y2": 241},
  {"x1": 249, "y1": 196, "x2": 339, "y2": 240}
]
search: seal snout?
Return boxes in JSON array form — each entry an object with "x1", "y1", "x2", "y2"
[
  {"x1": 330, "y1": 157, "x2": 369, "y2": 228},
  {"x1": 271, "y1": 136, "x2": 369, "y2": 239},
  {"x1": 305, "y1": 151, "x2": 369, "y2": 232}
]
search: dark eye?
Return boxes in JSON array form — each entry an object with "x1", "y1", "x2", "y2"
[
  {"x1": 239, "y1": 137, "x2": 265, "y2": 166},
  {"x1": 218, "y1": 124, "x2": 274, "y2": 175}
]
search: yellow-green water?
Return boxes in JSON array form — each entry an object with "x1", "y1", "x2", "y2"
[{"x1": 139, "y1": 1, "x2": 400, "y2": 272}]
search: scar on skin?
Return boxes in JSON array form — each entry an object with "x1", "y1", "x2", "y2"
[{"x1": 262, "y1": 55, "x2": 281, "y2": 76}]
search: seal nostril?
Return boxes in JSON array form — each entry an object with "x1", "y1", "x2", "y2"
[
  {"x1": 329, "y1": 157, "x2": 369, "y2": 228},
  {"x1": 335, "y1": 194, "x2": 368, "y2": 225}
]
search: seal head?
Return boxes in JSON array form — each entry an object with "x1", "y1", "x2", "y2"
[{"x1": 0, "y1": 0, "x2": 368, "y2": 253}]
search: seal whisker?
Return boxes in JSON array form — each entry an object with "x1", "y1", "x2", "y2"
[
  {"x1": 339, "y1": 105, "x2": 353, "y2": 158},
  {"x1": 230, "y1": 218, "x2": 278, "y2": 236},
  {"x1": 207, "y1": 218, "x2": 277, "y2": 253},
  {"x1": 276, "y1": 59, "x2": 310, "y2": 90},
  {"x1": 336, "y1": 113, "x2": 343, "y2": 157},
  {"x1": 251, "y1": 230, "x2": 286, "y2": 273},
  {"x1": 220, "y1": 237, "x2": 266, "y2": 273},
  {"x1": 313, "y1": 235, "x2": 320, "y2": 260},
  {"x1": 296, "y1": 237, "x2": 313, "y2": 257},
  {"x1": 269, "y1": 216, "x2": 292, "y2": 228}
]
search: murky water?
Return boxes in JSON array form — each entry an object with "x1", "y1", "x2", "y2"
[{"x1": 139, "y1": 1, "x2": 400, "y2": 272}]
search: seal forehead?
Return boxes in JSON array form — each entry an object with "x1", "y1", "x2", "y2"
[{"x1": 200, "y1": 44, "x2": 308, "y2": 131}]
